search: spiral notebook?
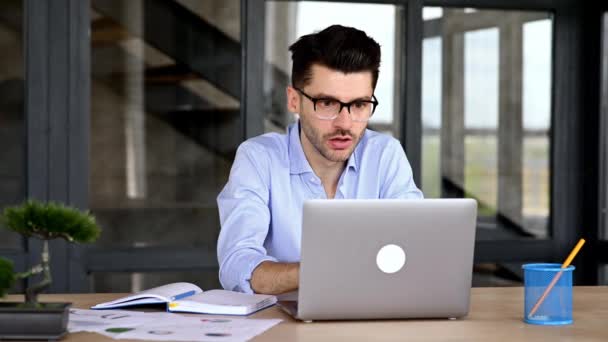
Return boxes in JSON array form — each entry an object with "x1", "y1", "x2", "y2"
[{"x1": 91, "y1": 282, "x2": 276, "y2": 316}]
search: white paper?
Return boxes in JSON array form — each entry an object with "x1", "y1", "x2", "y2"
[
  {"x1": 69, "y1": 309, "x2": 162, "y2": 333},
  {"x1": 69, "y1": 308, "x2": 281, "y2": 341},
  {"x1": 116, "y1": 317, "x2": 282, "y2": 342}
]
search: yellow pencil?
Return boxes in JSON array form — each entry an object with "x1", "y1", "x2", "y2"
[{"x1": 527, "y1": 238, "x2": 585, "y2": 318}]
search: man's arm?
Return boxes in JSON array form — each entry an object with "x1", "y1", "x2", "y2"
[
  {"x1": 217, "y1": 142, "x2": 278, "y2": 294},
  {"x1": 250, "y1": 261, "x2": 299, "y2": 295}
]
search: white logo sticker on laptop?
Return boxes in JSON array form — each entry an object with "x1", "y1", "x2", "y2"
[{"x1": 376, "y1": 244, "x2": 406, "y2": 274}]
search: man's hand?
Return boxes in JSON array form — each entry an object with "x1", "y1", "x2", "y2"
[{"x1": 250, "y1": 261, "x2": 299, "y2": 295}]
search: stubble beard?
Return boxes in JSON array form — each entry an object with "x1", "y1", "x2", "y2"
[{"x1": 300, "y1": 118, "x2": 361, "y2": 163}]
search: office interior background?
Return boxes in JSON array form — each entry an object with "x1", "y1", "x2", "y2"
[{"x1": 1, "y1": 0, "x2": 607, "y2": 294}]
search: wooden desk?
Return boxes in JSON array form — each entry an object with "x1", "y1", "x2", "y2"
[{"x1": 4, "y1": 287, "x2": 608, "y2": 341}]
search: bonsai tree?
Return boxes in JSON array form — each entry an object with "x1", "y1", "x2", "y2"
[{"x1": 0, "y1": 200, "x2": 101, "y2": 305}]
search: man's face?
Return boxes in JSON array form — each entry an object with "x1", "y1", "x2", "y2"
[{"x1": 287, "y1": 64, "x2": 374, "y2": 163}]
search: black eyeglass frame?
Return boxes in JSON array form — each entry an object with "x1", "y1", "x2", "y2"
[{"x1": 294, "y1": 87, "x2": 379, "y2": 119}]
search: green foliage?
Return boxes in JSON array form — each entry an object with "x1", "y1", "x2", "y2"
[
  {"x1": 0, "y1": 257, "x2": 15, "y2": 297},
  {"x1": 1, "y1": 200, "x2": 101, "y2": 243}
]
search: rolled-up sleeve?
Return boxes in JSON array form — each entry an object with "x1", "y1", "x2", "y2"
[
  {"x1": 216, "y1": 142, "x2": 278, "y2": 294},
  {"x1": 380, "y1": 139, "x2": 424, "y2": 199}
]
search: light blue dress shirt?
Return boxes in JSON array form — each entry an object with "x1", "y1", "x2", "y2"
[{"x1": 216, "y1": 121, "x2": 423, "y2": 293}]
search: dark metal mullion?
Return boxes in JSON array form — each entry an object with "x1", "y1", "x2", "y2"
[
  {"x1": 242, "y1": 0, "x2": 266, "y2": 139},
  {"x1": 577, "y1": 4, "x2": 602, "y2": 285},
  {"x1": 25, "y1": 0, "x2": 49, "y2": 201},
  {"x1": 67, "y1": 0, "x2": 89, "y2": 217},
  {"x1": 601, "y1": 12, "x2": 608, "y2": 248},
  {"x1": 552, "y1": 4, "x2": 600, "y2": 284},
  {"x1": 67, "y1": 0, "x2": 90, "y2": 293},
  {"x1": 25, "y1": 0, "x2": 91, "y2": 293},
  {"x1": 402, "y1": 0, "x2": 424, "y2": 186},
  {"x1": 550, "y1": 4, "x2": 577, "y2": 276},
  {"x1": 48, "y1": 1, "x2": 69, "y2": 204},
  {"x1": 46, "y1": 0, "x2": 71, "y2": 294},
  {"x1": 25, "y1": 0, "x2": 50, "y2": 294}
]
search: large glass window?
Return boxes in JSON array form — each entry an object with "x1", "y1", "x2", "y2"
[
  {"x1": 0, "y1": 0, "x2": 24, "y2": 248},
  {"x1": 89, "y1": 0, "x2": 240, "y2": 291},
  {"x1": 264, "y1": 1, "x2": 402, "y2": 135},
  {"x1": 421, "y1": 8, "x2": 552, "y2": 241}
]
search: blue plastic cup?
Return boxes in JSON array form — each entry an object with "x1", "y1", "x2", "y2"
[{"x1": 522, "y1": 263, "x2": 575, "y2": 325}]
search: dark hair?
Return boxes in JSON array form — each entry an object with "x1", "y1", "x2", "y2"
[{"x1": 288, "y1": 25, "x2": 381, "y2": 89}]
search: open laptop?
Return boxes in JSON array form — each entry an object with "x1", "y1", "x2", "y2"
[{"x1": 278, "y1": 199, "x2": 477, "y2": 321}]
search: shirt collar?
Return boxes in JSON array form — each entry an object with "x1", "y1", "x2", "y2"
[{"x1": 288, "y1": 121, "x2": 360, "y2": 175}]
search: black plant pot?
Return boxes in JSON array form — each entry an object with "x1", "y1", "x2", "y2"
[{"x1": 0, "y1": 302, "x2": 71, "y2": 340}]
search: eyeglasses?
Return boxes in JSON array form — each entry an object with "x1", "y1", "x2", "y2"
[{"x1": 295, "y1": 88, "x2": 379, "y2": 122}]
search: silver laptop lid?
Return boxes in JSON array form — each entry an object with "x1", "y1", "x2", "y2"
[{"x1": 298, "y1": 199, "x2": 477, "y2": 321}]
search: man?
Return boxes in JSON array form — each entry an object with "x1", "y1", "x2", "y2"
[{"x1": 217, "y1": 25, "x2": 423, "y2": 295}]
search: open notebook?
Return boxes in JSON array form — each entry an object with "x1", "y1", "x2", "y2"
[{"x1": 91, "y1": 282, "x2": 276, "y2": 316}]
